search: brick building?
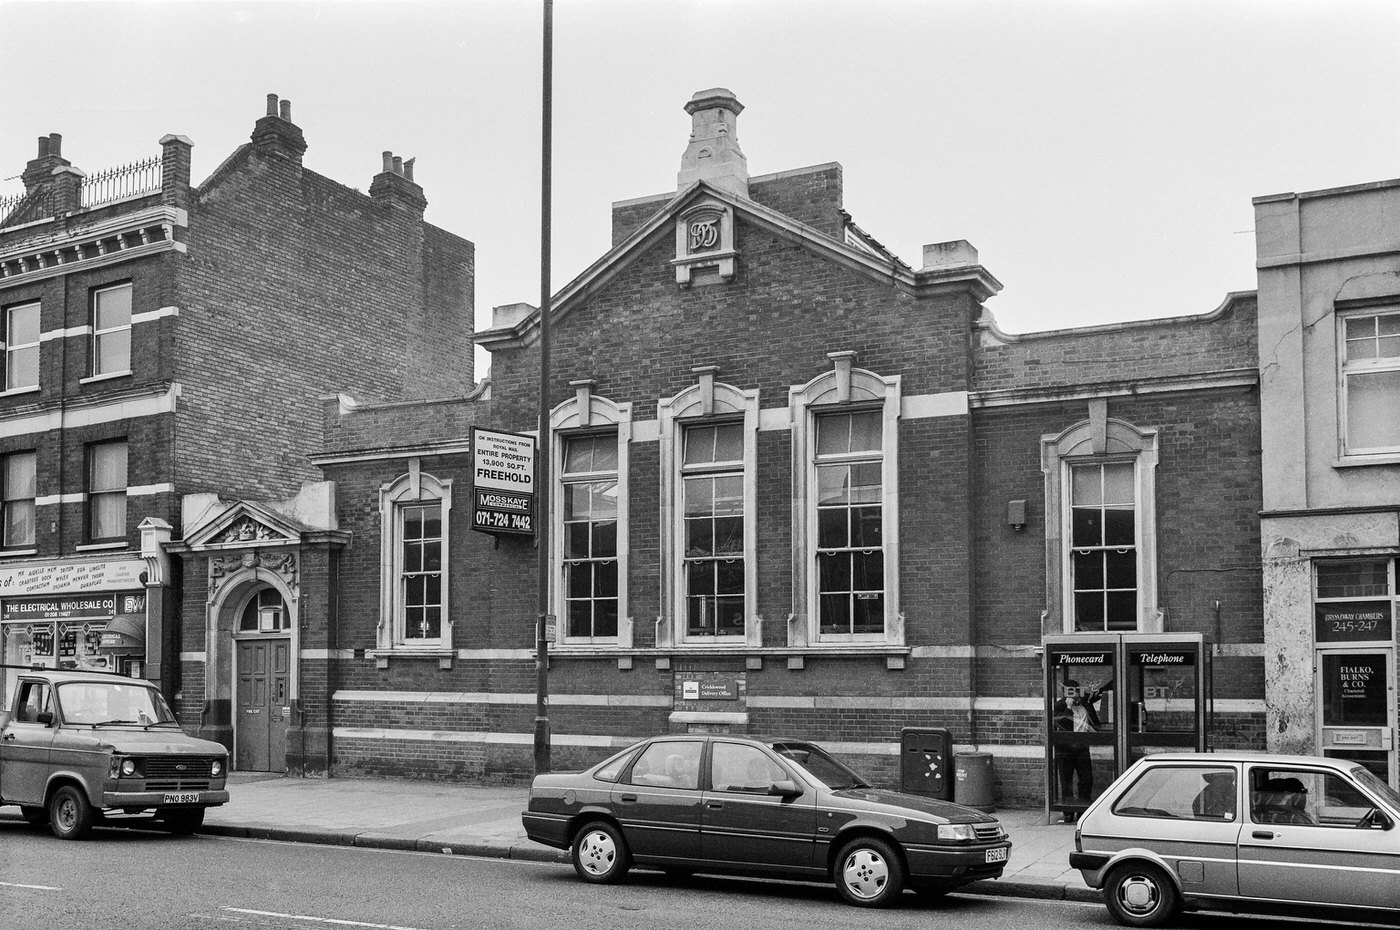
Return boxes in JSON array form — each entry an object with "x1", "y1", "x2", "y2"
[
  {"x1": 303, "y1": 89, "x2": 1265, "y2": 807},
  {"x1": 0, "y1": 94, "x2": 475, "y2": 775},
  {"x1": 1255, "y1": 173, "x2": 1400, "y2": 783}
]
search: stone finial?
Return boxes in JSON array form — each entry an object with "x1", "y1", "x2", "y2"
[{"x1": 677, "y1": 88, "x2": 749, "y2": 197}]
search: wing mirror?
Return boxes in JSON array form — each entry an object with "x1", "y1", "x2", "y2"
[
  {"x1": 36, "y1": 711, "x2": 54, "y2": 726},
  {"x1": 769, "y1": 779, "x2": 802, "y2": 798}
]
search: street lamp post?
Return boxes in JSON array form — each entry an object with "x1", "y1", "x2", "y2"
[{"x1": 534, "y1": 0, "x2": 554, "y2": 776}]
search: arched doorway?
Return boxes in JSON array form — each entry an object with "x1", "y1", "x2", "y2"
[{"x1": 233, "y1": 586, "x2": 292, "y2": 772}]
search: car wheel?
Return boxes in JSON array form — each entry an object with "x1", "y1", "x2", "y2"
[
  {"x1": 163, "y1": 808, "x2": 205, "y2": 835},
  {"x1": 20, "y1": 805, "x2": 49, "y2": 827},
  {"x1": 835, "y1": 836, "x2": 906, "y2": 907},
  {"x1": 1104, "y1": 862, "x2": 1180, "y2": 928},
  {"x1": 571, "y1": 821, "x2": 631, "y2": 884},
  {"x1": 48, "y1": 785, "x2": 95, "y2": 841}
]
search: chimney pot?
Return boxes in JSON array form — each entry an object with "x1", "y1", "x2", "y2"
[
  {"x1": 403, "y1": 158, "x2": 415, "y2": 182},
  {"x1": 266, "y1": 94, "x2": 279, "y2": 117},
  {"x1": 392, "y1": 156, "x2": 404, "y2": 175},
  {"x1": 279, "y1": 100, "x2": 291, "y2": 121},
  {"x1": 49, "y1": 133, "x2": 61, "y2": 156},
  {"x1": 37, "y1": 136, "x2": 49, "y2": 157},
  {"x1": 382, "y1": 151, "x2": 394, "y2": 172}
]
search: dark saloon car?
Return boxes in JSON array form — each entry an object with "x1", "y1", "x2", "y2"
[{"x1": 522, "y1": 734, "x2": 1011, "y2": 907}]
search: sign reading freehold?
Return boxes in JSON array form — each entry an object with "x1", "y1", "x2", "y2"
[{"x1": 471, "y1": 426, "x2": 537, "y2": 536}]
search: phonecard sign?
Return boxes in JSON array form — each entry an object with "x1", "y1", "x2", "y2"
[{"x1": 471, "y1": 427, "x2": 536, "y2": 536}]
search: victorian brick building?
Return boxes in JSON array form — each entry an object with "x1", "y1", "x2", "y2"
[
  {"x1": 0, "y1": 94, "x2": 475, "y2": 774},
  {"x1": 294, "y1": 89, "x2": 1265, "y2": 806}
]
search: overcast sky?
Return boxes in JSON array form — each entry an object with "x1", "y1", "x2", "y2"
[{"x1": 3, "y1": 0, "x2": 1398, "y2": 377}]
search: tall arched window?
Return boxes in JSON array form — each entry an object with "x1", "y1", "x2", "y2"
[
  {"x1": 789, "y1": 353, "x2": 902, "y2": 646},
  {"x1": 377, "y1": 464, "x2": 453, "y2": 653},
  {"x1": 1042, "y1": 407, "x2": 1160, "y2": 634}
]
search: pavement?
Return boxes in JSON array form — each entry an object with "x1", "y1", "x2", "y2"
[{"x1": 1, "y1": 772, "x2": 1094, "y2": 902}]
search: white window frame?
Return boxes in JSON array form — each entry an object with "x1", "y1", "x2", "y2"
[
  {"x1": 1, "y1": 450, "x2": 36, "y2": 550},
  {"x1": 658, "y1": 379, "x2": 758, "y2": 648},
  {"x1": 1042, "y1": 410, "x2": 1160, "y2": 635},
  {"x1": 86, "y1": 439, "x2": 128, "y2": 543},
  {"x1": 4, "y1": 301, "x2": 39, "y2": 392},
  {"x1": 790, "y1": 359, "x2": 902, "y2": 647},
  {"x1": 91, "y1": 283, "x2": 133, "y2": 377},
  {"x1": 376, "y1": 464, "x2": 453, "y2": 653},
  {"x1": 550, "y1": 388, "x2": 631, "y2": 649},
  {"x1": 1338, "y1": 306, "x2": 1400, "y2": 458}
]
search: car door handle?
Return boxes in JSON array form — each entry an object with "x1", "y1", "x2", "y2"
[
  {"x1": 1, "y1": 733, "x2": 13, "y2": 741},
  {"x1": 705, "y1": 801, "x2": 723, "y2": 809},
  {"x1": 1252, "y1": 830, "x2": 1276, "y2": 840},
  {"x1": 619, "y1": 794, "x2": 638, "y2": 803}
]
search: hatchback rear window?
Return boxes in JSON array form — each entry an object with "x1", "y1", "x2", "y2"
[{"x1": 1112, "y1": 765, "x2": 1236, "y2": 821}]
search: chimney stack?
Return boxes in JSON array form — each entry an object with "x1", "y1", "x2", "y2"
[
  {"x1": 370, "y1": 149, "x2": 427, "y2": 215},
  {"x1": 677, "y1": 88, "x2": 749, "y2": 197},
  {"x1": 250, "y1": 93, "x2": 308, "y2": 164}
]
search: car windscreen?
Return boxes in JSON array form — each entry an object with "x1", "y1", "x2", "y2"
[
  {"x1": 57, "y1": 681, "x2": 178, "y2": 727},
  {"x1": 771, "y1": 741, "x2": 869, "y2": 790},
  {"x1": 1353, "y1": 765, "x2": 1400, "y2": 811}
]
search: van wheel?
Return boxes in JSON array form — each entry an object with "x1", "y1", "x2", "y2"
[
  {"x1": 835, "y1": 836, "x2": 906, "y2": 907},
  {"x1": 1104, "y1": 862, "x2": 1179, "y2": 927},
  {"x1": 571, "y1": 821, "x2": 631, "y2": 884},
  {"x1": 49, "y1": 785, "x2": 95, "y2": 840},
  {"x1": 20, "y1": 805, "x2": 49, "y2": 827},
  {"x1": 163, "y1": 808, "x2": 205, "y2": 835}
]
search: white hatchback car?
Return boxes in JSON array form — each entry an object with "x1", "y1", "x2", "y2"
[{"x1": 1070, "y1": 752, "x2": 1400, "y2": 927}]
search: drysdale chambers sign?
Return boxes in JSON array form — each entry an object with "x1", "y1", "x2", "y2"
[{"x1": 471, "y1": 427, "x2": 536, "y2": 536}]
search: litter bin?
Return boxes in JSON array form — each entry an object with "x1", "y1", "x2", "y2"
[
  {"x1": 954, "y1": 751, "x2": 995, "y2": 811},
  {"x1": 900, "y1": 727, "x2": 951, "y2": 799}
]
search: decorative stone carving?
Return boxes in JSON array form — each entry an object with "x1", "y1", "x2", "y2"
[
  {"x1": 207, "y1": 550, "x2": 299, "y2": 601},
  {"x1": 218, "y1": 517, "x2": 283, "y2": 543}
]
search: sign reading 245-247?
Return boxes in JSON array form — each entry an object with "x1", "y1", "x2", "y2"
[{"x1": 471, "y1": 427, "x2": 536, "y2": 536}]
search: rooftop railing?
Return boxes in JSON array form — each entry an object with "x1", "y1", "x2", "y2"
[{"x1": 81, "y1": 154, "x2": 163, "y2": 209}]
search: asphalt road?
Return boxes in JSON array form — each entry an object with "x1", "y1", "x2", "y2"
[{"x1": 1, "y1": 820, "x2": 1393, "y2": 930}]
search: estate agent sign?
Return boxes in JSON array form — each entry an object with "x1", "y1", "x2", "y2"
[{"x1": 471, "y1": 427, "x2": 536, "y2": 536}]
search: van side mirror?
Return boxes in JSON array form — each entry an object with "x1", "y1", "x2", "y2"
[{"x1": 769, "y1": 779, "x2": 802, "y2": 798}]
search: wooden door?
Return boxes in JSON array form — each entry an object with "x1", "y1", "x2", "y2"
[{"x1": 236, "y1": 638, "x2": 290, "y2": 771}]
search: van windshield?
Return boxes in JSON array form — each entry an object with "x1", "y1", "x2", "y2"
[{"x1": 57, "y1": 682, "x2": 178, "y2": 727}]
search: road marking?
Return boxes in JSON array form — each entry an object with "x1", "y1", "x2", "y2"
[
  {"x1": 220, "y1": 908, "x2": 433, "y2": 930},
  {"x1": 0, "y1": 881, "x2": 61, "y2": 891}
]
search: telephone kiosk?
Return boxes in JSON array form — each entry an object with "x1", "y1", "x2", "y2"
[{"x1": 1043, "y1": 633, "x2": 1208, "y2": 823}]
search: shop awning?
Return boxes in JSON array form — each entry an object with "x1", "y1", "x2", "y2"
[{"x1": 99, "y1": 615, "x2": 145, "y2": 649}]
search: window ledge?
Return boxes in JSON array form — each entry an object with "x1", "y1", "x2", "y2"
[
  {"x1": 1334, "y1": 454, "x2": 1400, "y2": 468},
  {"x1": 75, "y1": 541, "x2": 128, "y2": 552},
  {"x1": 0, "y1": 385, "x2": 39, "y2": 398},
  {"x1": 366, "y1": 647, "x2": 454, "y2": 670},
  {"x1": 545, "y1": 645, "x2": 912, "y2": 659},
  {"x1": 669, "y1": 710, "x2": 749, "y2": 726},
  {"x1": 80, "y1": 370, "x2": 133, "y2": 385},
  {"x1": 0, "y1": 548, "x2": 37, "y2": 557}
]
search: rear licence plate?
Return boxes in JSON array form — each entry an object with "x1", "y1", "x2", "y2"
[
  {"x1": 985, "y1": 847, "x2": 1008, "y2": 863},
  {"x1": 163, "y1": 793, "x2": 200, "y2": 805}
]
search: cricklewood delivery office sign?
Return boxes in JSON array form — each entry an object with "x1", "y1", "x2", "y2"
[{"x1": 471, "y1": 427, "x2": 536, "y2": 536}]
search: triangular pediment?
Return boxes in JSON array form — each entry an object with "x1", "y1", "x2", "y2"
[
  {"x1": 477, "y1": 179, "x2": 998, "y2": 353},
  {"x1": 183, "y1": 500, "x2": 310, "y2": 550}
]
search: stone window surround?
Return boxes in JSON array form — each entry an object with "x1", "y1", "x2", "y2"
[
  {"x1": 372, "y1": 459, "x2": 455, "y2": 667},
  {"x1": 1041, "y1": 401, "x2": 1161, "y2": 636},
  {"x1": 657, "y1": 368, "x2": 759, "y2": 649},
  {"x1": 549, "y1": 382, "x2": 633, "y2": 650},
  {"x1": 790, "y1": 352, "x2": 904, "y2": 648}
]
